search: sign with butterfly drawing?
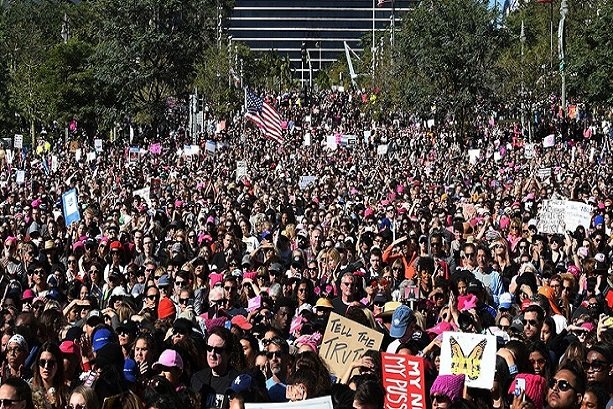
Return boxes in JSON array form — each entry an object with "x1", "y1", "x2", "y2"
[{"x1": 439, "y1": 332, "x2": 497, "y2": 390}]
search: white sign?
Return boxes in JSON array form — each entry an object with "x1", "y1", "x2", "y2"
[
  {"x1": 304, "y1": 133, "x2": 311, "y2": 146},
  {"x1": 205, "y1": 140, "x2": 216, "y2": 154},
  {"x1": 16, "y1": 170, "x2": 25, "y2": 185},
  {"x1": 493, "y1": 151, "x2": 502, "y2": 161},
  {"x1": 524, "y1": 143, "x2": 535, "y2": 159},
  {"x1": 94, "y1": 139, "x2": 103, "y2": 152},
  {"x1": 543, "y1": 134, "x2": 555, "y2": 148},
  {"x1": 440, "y1": 332, "x2": 497, "y2": 390},
  {"x1": 537, "y1": 199, "x2": 593, "y2": 234},
  {"x1": 468, "y1": 149, "x2": 480, "y2": 165},
  {"x1": 133, "y1": 187, "x2": 152, "y2": 207},
  {"x1": 536, "y1": 168, "x2": 552, "y2": 179},
  {"x1": 236, "y1": 161, "x2": 248, "y2": 182},
  {"x1": 245, "y1": 396, "x2": 333, "y2": 409},
  {"x1": 377, "y1": 144, "x2": 389, "y2": 155},
  {"x1": 299, "y1": 175, "x2": 317, "y2": 190},
  {"x1": 13, "y1": 134, "x2": 23, "y2": 149},
  {"x1": 86, "y1": 152, "x2": 96, "y2": 162},
  {"x1": 75, "y1": 148, "x2": 82, "y2": 162},
  {"x1": 326, "y1": 134, "x2": 337, "y2": 150},
  {"x1": 5, "y1": 150, "x2": 13, "y2": 164}
]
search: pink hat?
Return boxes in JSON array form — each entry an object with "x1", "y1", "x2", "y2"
[
  {"x1": 499, "y1": 216, "x2": 510, "y2": 230},
  {"x1": 508, "y1": 374, "x2": 547, "y2": 409},
  {"x1": 567, "y1": 265, "x2": 580, "y2": 278},
  {"x1": 59, "y1": 340, "x2": 79, "y2": 356},
  {"x1": 21, "y1": 289, "x2": 35, "y2": 301},
  {"x1": 364, "y1": 208, "x2": 374, "y2": 218},
  {"x1": 231, "y1": 315, "x2": 252, "y2": 331},
  {"x1": 427, "y1": 321, "x2": 453, "y2": 336},
  {"x1": 31, "y1": 199, "x2": 42, "y2": 208},
  {"x1": 209, "y1": 273, "x2": 224, "y2": 287},
  {"x1": 152, "y1": 349, "x2": 183, "y2": 371},
  {"x1": 430, "y1": 375, "x2": 465, "y2": 403},
  {"x1": 243, "y1": 272, "x2": 258, "y2": 280},
  {"x1": 581, "y1": 322, "x2": 595, "y2": 332}
]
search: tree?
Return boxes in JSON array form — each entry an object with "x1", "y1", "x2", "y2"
[
  {"x1": 90, "y1": 0, "x2": 231, "y2": 136},
  {"x1": 393, "y1": 0, "x2": 501, "y2": 135}
]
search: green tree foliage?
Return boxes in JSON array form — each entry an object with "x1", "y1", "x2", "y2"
[
  {"x1": 394, "y1": 0, "x2": 500, "y2": 133},
  {"x1": 89, "y1": 0, "x2": 232, "y2": 134}
]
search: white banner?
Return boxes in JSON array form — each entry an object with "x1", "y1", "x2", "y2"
[{"x1": 13, "y1": 134, "x2": 23, "y2": 150}]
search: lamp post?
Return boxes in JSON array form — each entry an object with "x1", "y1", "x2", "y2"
[
  {"x1": 520, "y1": 20, "x2": 526, "y2": 138},
  {"x1": 559, "y1": 0, "x2": 568, "y2": 112}
]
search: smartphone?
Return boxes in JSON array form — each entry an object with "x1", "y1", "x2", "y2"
[{"x1": 514, "y1": 378, "x2": 526, "y2": 400}]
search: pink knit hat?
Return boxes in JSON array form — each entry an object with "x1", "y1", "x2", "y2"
[
  {"x1": 508, "y1": 374, "x2": 547, "y2": 409},
  {"x1": 430, "y1": 374, "x2": 465, "y2": 403}
]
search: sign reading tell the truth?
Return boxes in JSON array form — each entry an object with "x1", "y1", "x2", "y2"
[{"x1": 319, "y1": 312, "x2": 383, "y2": 376}]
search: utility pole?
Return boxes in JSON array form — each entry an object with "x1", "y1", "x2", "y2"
[
  {"x1": 559, "y1": 0, "x2": 568, "y2": 113},
  {"x1": 520, "y1": 20, "x2": 526, "y2": 138}
]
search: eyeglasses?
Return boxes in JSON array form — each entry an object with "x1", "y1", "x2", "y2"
[
  {"x1": 582, "y1": 360, "x2": 608, "y2": 372},
  {"x1": 154, "y1": 275, "x2": 163, "y2": 280},
  {"x1": 6, "y1": 347, "x2": 24, "y2": 355},
  {"x1": 89, "y1": 269, "x2": 99, "y2": 274},
  {"x1": 548, "y1": 378, "x2": 576, "y2": 392},
  {"x1": 206, "y1": 345, "x2": 226, "y2": 355},
  {"x1": 68, "y1": 259, "x2": 77, "y2": 263},
  {"x1": 175, "y1": 280, "x2": 185, "y2": 286},
  {"x1": 522, "y1": 319, "x2": 539, "y2": 327},
  {"x1": 38, "y1": 359, "x2": 56, "y2": 369},
  {"x1": 0, "y1": 399, "x2": 24, "y2": 408},
  {"x1": 266, "y1": 351, "x2": 283, "y2": 359},
  {"x1": 33, "y1": 269, "x2": 45, "y2": 275},
  {"x1": 173, "y1": 328, "x2": 187, "y2": 336},
  {"x1": 562, "y1": 286, "x2": 573, "y2": 292},
  {"x1": 498, "y1": 324, "x2": 510, "y2": 331},
  {"x1": 493, "y1": 244, "x2": 503, "y2": 249}
]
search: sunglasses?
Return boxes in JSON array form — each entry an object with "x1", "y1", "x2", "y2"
[
  {"x1": 179, "y1": 298, "x2": 190, "y2": 305},
  {"x1": 523, "y1": 319, "x2": 539, "y2": 327},
  {"x1": 206, "y1": 345, "x2": 226, "y2": 355},
  {"x1": 38, "y1": 359, "x2": 56, "y2": 368},
  {"x1": 548, "y1": 378, "x2": 575, "y2": 392},
  {"x1": 582, "y1": 360, "x2": 608, "y2": 372},
  {"x1": 224, "y1": 286, "x2": 237, "y2": 291},
  {"x1": 461, "y1": 253, "x2": 475, "y2": 259},
  {"x1": 266, "y1": 351, "x2": 283, "y2": 359},
  {"x1": 146, "y1": 294, "x2": 159, "y2": 300},
  {"x1": 0, "y1": 399, "x2": 24, "y2": 407}
]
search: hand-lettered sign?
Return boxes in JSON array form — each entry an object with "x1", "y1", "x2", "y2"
[
  {"x1": 382, "y1": 353, "x2": 427, "y2": 409},
  {"x1": 439, "y1": 331, "x2": 496, "y2": 389},
  {"x1": 319, "y1": 312, "x2": 384, "y2": 376}
]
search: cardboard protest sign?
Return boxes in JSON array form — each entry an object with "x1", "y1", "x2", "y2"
[
  {"x1": 245, "y1": 396, "x2": 333, "y2": 409},
  {"x1": 298, "y1": 175, "x2": 317, "y2": 190},
  {"x1": 439, "y1": 331, "x2": 496, "y2": 389},
  {"x1": 94, "y1": 139, "x2": 103, "y2": 153},
  {"x1": 13, "y1": 134, "x2": 23, "y2": 150},
  {"x1": 377, "y1": 144, "x2": 389, "y2": 155},
  {"x1": 320, "y1": 312, "x2": 384, "y2": 376},
  {"x1": 62, "y1": 189, "x2": 81, "y2": 227},
  {"x1": 537, "y1": 199, "x2": 592, "y2": 234},
  {"x1": 382, "y1": 353, "x2": 427, "y2": 409}
]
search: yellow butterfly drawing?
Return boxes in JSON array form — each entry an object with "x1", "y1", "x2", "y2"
[{"x1": 449, "y1": 336, "x2": 487, "y2": 380}]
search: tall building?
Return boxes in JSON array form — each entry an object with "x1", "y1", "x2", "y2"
[{"x1": 227, "y1": 0, "x2": 415, "y2": 79}]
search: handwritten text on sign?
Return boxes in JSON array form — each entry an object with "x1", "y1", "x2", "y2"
[
  {"x1": 382, "y1": 353, "x2": 426, "y2": 409},
  {"x1": 319, "y1": 312, "x2": 383, "y2": 376}
]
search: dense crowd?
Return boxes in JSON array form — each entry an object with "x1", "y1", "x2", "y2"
[{"x1": 0, "y1": 88, "x2": 612, "y2": 409}]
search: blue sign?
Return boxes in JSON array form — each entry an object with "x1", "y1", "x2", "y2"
[{"x1": 62, "y1": 189, "x2": 81, "y2": 227}]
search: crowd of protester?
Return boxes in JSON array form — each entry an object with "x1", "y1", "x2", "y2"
[{"x1": 0, "y1": 88, "x2": 611, "y2": 409}]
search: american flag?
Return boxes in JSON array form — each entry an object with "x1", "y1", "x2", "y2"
[{"x1": 245, "y1": 90, "x2": 283, "y2": 144}]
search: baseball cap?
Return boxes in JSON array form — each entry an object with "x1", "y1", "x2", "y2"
[
  {"x1": 123, "y1": 358, "x2": 138, "y2": 383},
  {"x1": 152, "y1": 349, "x2": 184, "y2": 371},
  {"x1": 226, "y1": 373, "x2": 257, "y2": 396},
  {"x1": 158, "y1": 274, "x2": 171, "y2": 287},
  {"x1": 231, "y1": 315, "x2": 252, "y2": 331},
  {"x1": 92, "y1": 328, "x2": 113, "y2": 352},
  {"x1": 498, "y1": 293, "x2": 513, "y2": 310},
  {"x1": 390, "y1": 305, "x2": 415, "y2": 338}
]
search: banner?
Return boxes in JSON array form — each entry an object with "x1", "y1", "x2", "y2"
[
  {"x1": 382, "y1": 353, "x2": 426, "y2": 409},
  {"x1": 62, "y1": 189, "x2": 81, "y2": 227},
  {"x1": 536, "y1": 199, "x2": 592, "y2": 234},
  {"x1": 245, "y1": 396, "x2": 333, "y2": 409},
  {"x1": 439, "y1": 331, "x2": 496, "y2": 389},
  {"x1": 319, "y1": 312, "x2": 384, "y2": 376}
]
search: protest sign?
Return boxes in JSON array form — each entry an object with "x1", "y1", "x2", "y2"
[
  {"x1": 298, "y1": 175, "x2": 317, "y2": 190},
  {"x1": 86, "y1": 152, "x2": 96, "y2": 162},
  {"x1": 524, "y1": 143, "x2": 535, "y2": 159},
  {"x1": 245, "y1": 396, "x2": 333, "y2": 409},
  {"x1": 439, "y1": 331, "x2": 496, "y2": 389},
  {"x1": 382, "y1": 353, "x2": 426, "y2": 409},
  {"x1": 133, "y1": 187, "x2": 152, "y2": 208},
  {"x1": 536, "y1": 168, "x2": 552, "y2": 179},
  {"x1": 236, "y1": 161, "x2": 248, "y2": 182},
  {"x1": 69, "y1": 141, "x2": 80, "y2": 153},
  {"x1": 468, "y1": 149, "x2": 480, "y2": 165},
  {"x1": 75, "y1": 149, "x2": 82, "y2": 162},
  {"x1": 148, "y1": 143, "x2": 162, "y2": 155},
  {"x1": 536, "y1": 199, "x2": 592, "y2": 234},
  {"x1": 205, "y1": 140, "x2": 217, "y2": 154},
  {"x1": 377, "y1": 144, "x2": 389, "y2": 155},
  {"x1": 62, "y1": 189, "x2": 81, "y2": 227},
  {"x1": 304, "y1": 133, "x2": 311, "y2": 146},
  {"x1": 493, "y1": 151, "x2": 502, "y2": 161},
  {"x1": 16, "y1": 170, "x2": 25, "y2": 185},
  {"x1": 319, "y1": 312, "x2": 383, "y2": 376},
  {"x1": 326, "y1": 134, "x2": 337, "y2": 150},
  {"x1": 13, "y1": 134, "x2": 23, "y2": 150},
  {"x1": 543, "y1": 134, "x2": 555, "y2": 148},
  {"x1": 94, "y1": 139, "x2": 103, "y2": 152}
]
